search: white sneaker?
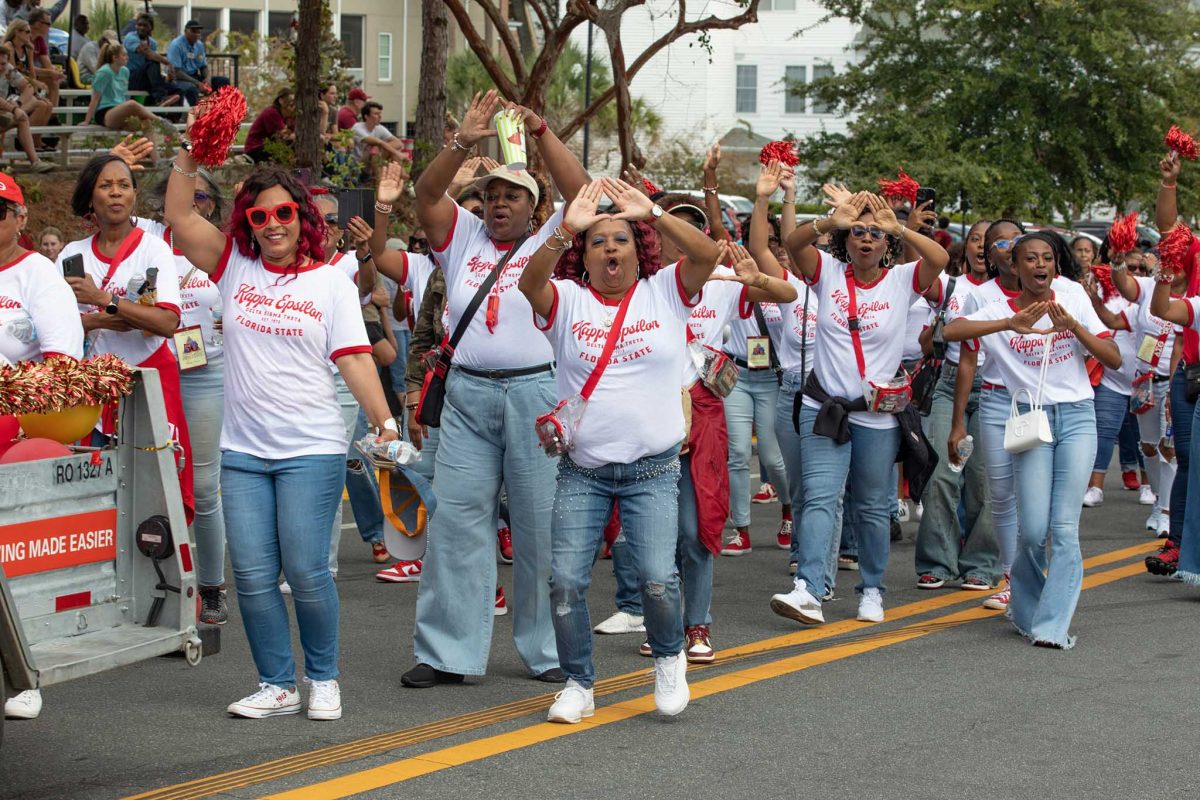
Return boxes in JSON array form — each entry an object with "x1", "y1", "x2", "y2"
[
  {"x1": 1140, "y1": 485, "x2": 1157, "y2": 506},
  {"x1": 304, "y1": 677, "x2": 342, "y2": 721},
  {"x1": 896, "y1": 500, "x2": 911, "y2": 523},
  {"x1": 593, "y1": 610, "x2": 646, "y2": 635},
  {"x1": 227, "y1": 682, "x2": 302, "y2": 718},
  {"x1": 652, "y1": 651, "x2": 689, "y2": 716},
  {"x1": 1146, "y1": 508, "x2": 1162, "y2": 531},
  {"x1": 857, "y1": 587, "x2": 885, "y2": 623},
  {"x1": 914, "y1": 501, "x2": 924, "y2": 522},
  {"x1": 4, "y1": 689, "x2": 42, "y2": 719},
  {"x1": 1157, "y1": 512, "x2": 1171, "y2": 538},
  {"x1": 1082, "y1": 487, "x2": 1104, "y2": 507},
  {"x1": 769, "y1": 578, "x2": 825, "y2": 624},
  {"x1": 547, "y1": 679, "x2": 594, "y2": 724}
]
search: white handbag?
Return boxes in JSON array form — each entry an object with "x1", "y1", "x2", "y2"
[{"x1": 1004, "y1": 334, "x2": 1054, "y2": 454}]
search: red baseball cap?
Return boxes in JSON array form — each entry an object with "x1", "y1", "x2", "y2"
[
  {"x1": 0, "y1": 172, "x2": 24, "y2": 205},
  {"x1": 348, "y1": 87, "x2": 370, "y2": 102}
]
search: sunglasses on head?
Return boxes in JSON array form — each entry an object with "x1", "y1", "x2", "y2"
[
  {"x1": 849, "y1": 225, "x2": 886, "y2": 240},
  {"x1": 245, "y1": 201, "x2": 299, "y2": 229},
  {"x1": 323, "y1": 212, "x2": 339, "y2": 226},
  {"x1": 991, "y1": 238, "x2": 1020, "y2": 251}
]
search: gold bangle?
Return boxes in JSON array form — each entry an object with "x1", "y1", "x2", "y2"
[
  {"x1": 811, "y1": 218, "x2": 823, "y2": 237},
  {"x1": 543, "y1": 237, "x2": 568, "y2": 253}
]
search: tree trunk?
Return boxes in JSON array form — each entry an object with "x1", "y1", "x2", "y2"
[
  {"x1": 414, "y1": 0, "x2": 450, "y2": 174},
  {"x1": 293, "y1": 0, "x2": 322, "y2": 170}
]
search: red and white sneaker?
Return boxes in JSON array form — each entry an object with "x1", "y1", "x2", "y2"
[
  {"x1": 497, "y1": 526, "x2": 514, "y2": 564},
  {"x1": 983, "y1": 574, "x2": 1010, "y2": 611},
  {"x1": 721, "y1": 530, "x2": 752, "y2": 556},
  {"x1": 1122, "y1": 470, "x2": 1140, "y2": 491},
  {"x1": 375, "y1": 559, "x2": 422, "y2": 583},
  {"x1": 494, "y1": 586, "x2": 508, "y2": 616},
  {"x1": 752, "y1": 482, "x2": 778, "y2": 504},
  {"x1": 371, "y1": 540, "x2": 390, "y2": 564},
  {"x1": 776, "y1": 518, "x2": 793, "y2": 550},
  {"x1": 684, "y1": 625, "x2": 716, "y2": 663}
]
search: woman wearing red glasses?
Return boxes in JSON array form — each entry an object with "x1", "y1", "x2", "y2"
[{"x1": 164, "y1": 139, "x2": 398, "y2": 721}]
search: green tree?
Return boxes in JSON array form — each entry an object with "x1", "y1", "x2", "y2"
[{"x1": 793, "y1": 0, "x2": 1200, "y2": 220}]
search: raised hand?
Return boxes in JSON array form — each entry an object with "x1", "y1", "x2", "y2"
[
  {"x1": 376, "y1": 160, "x2": 408, "y2": 205},
  {"x1": 1009, "y1": 301, "x2": 1052, "y2": 335},
  {"x1": 478, "y1": 155, "x2": 501, "y2": 173},
  {"x1": 458, "y1": 90, "x2": 500, "y2": 147},
  {"x1": 907, "y1": 200, "x2": 936, "y2": 232},
  {"x1": 709, "y1": 241, "x2": 767, "y2": 287},
  {"x1": 780, "y1": 167, "x2": 796, "y2": 196},
  {"x1": 563, "y1": 180, "x2": 611, "y2": 233},
  {"x1": 828, "y1": 192, "x2": 870, "y2": 230},
  {"x1": 345, "y1": 216, "x2": 374, "y2": 250},
  {"x1": 1161, "y1": 151, "x2": 1182, "y2": 184},
  {"x1": 703, "y1": 143, "x2": 721, "y2": 173},
  {"x1": 821, "y1": 182, "x2": 853, "y2": 208},
  {"x1": 603, "y1": 176, "x2": 654, "y2": 222},
  {"x1": 756, "y1": 160, "x2": 782, "y2": 198},
  {"x1": 111, "y1": 135, "x2": 153, "y2": 170},
  {"x1": 505, "y1": 101, "x2": 544, "y2": 133},
  {"x1": 451, "y1": 156, "x2": 482, "y2": 186},
  {"x1": 866, "y1": 193, "x2": 904, "y2": 235},
  {"x1": 622, "y1": 165, "x2": 650, "y2": 197},
  {"x1": 1046, "y1": 302, "x2": 1078, "y2": 334}
]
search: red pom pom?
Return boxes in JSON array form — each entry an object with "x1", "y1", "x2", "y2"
[
  {"x1": 878, "y1": 168, "x2": 920, "y2": 207},
  {"x1": 1159, "y1": 222, "x2": 1194, "y2": 278},
  {"x1": 1090, "y1": 264, "x2": 1117, "y2": 301},
  {"x1": 1166, "y1": 126, "x2": 1198, "y2": 161},
  {"x1": 189, "y1": 87, "x2": 249, "y2": 168},
  {"x1": 641, "y1": 177, "x2": 662, "y2": 196},
  {"x1": 759, "y1": 140, "x2": 799, "y2": 168},
  {"x1": 1107, "y1": 212, "x2": 1140, "y2": 255}
]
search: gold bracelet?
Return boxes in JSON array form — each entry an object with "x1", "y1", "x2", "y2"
[
  {"x1": 543, "y1": 237, "x2": 568, "y2": 253},
  {"x1": 375, "y1": 201, "x2": 393, "y2": 214},
  {"x1": 810, "y1": 218, "x2": 823, "y2": 237},
  {"x1": 172, "y1": 162, "x2": 198, "y2": 178}
]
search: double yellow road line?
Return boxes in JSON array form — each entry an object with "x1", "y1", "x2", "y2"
[{"x1": 124, "y1": 541, "x2": 1157, "y2": 800}]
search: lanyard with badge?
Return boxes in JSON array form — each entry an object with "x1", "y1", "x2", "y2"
[{"x1": 172, "y1": 261, "x2": 209, "y2": 370}]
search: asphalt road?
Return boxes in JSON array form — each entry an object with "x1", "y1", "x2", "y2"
[{"x1": 1, "y1": 466, "x2": 1192, "y2": 800}]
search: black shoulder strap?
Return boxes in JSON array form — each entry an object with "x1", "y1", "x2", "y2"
[
  {"x1": 752, "y1": 302, "x2": 782, "y2": 377},
  {"x1": 446, "y1": 234, "x2": 529, "y2": 349},
  {"x1": 931, "y1": 276, "x2": 956, "y2": 359}
]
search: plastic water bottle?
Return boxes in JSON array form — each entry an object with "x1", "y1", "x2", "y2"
[
  {"x1": 355, "y1": 435, "x2": 419, "y2": 468},
  {"x1": 949, "y1": 435, "x2": 974, "y2": 473},
  {"x1": 210, "y1": 300, "x2": 223, "y2": 347}
]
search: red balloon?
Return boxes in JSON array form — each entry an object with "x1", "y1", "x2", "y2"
[
  {"x1": 0, "y1": 415, "x2": 18, "y2": 441},
  {"x1": 0, "y1": 438, "x2": 72, "y2": 464}
]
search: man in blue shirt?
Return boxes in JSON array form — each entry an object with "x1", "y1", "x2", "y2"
[
  {"x1": 123, "y1": 12, "x2": 195, "y2": 105},
  {"x1": 167, "y1": 20, "x2": 224, "y2": 96}
]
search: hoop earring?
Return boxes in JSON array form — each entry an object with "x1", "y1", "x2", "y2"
[{"x1": 582, "y1": 269, "x2": 590, "y2": 284}]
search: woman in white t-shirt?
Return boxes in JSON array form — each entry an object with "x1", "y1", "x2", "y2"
[
  {"x1": 0, "y1": 173, "x2": 83, "y2": 367},
  {"x1": 138, "y1": 169, "x2": 230, "y2": 625},
  {"x1": 769, "y1": 191, "x2": 948, "y2": 627},
  {"x1": 519, "y1": 177, "x2": 722, "y2": 723},
  {"x1": 164, "y1": 142, "x2": 397, "y2": 721},
  {"x1": 944, "y1": 232, "x2": 1121, "y2": 648},
  {"x1": 61, "y1": 155, "x2": 194, "y2": 524},
  {"x1": 401, "y1": 90, "x2": 590, "y2": 690}
]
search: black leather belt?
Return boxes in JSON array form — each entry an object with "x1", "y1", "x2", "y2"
[{"x1": 457, "y1": 363, "x2": 554, "y2": 380}]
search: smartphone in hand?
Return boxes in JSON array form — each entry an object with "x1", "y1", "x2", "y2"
[{"x1": 62, "y1": 254, "x2": 84, "y2": 279}]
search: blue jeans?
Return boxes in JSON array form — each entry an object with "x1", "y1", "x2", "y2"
[
  {"x1": 1117, "y1": 410, "x2": 1141, "y2": 472},
  {"x1": 775, "y1": 371, "x2": 842, "y2": 591},
  {"x1": 606, "y1": 454, "x2": 713, "y2": 627},
  {"x1": 978, "y1": 387, "x2": 1019, "y2": 574},
  {"x1": 1177, "y1": 383, "x2": 1200, "y2": 583},
  {"x1": 914, "y1": 364, "x2": 999, "y2": 582},
  {"x1": 550, "y1": 447, "x2": 683, "y2": 688},
  {"x1": 1009, "y1": 400, "x2": 1095, "y2": 648},
  {"x1": 724, "y1": 367, "x2": 789, "y2": 527},
  {"x1": 1091, "y1": 383, "x2": 1130, "y2": 473},
  {"x1": 794, "y1": 404, "x2": 899, "y2": 598},
  {"x1": 221, "y1": 450, "x2": 345, "y2": 685},
  {"x1": 1169, "y1": 363, "x2": 1194, "y2": 546},
  {"x1": 180, "y1": 356, "x2": 225, "y2": 588},
  {"x1": 412, "y1": 367, "x2": 559, "y2": 676}
]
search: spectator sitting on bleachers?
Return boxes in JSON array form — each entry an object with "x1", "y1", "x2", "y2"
[
  {"x1": 167, "y1": 20, "x2": 228, "y2": 98},
  {"x1": 337, "y1": 86, "x2": 367, "y2": 130},
  {"x1": 84, "y1": 40, "x2": 173, "y2": 150},
  {"x1": 69, "y1": 14, "x2": 89, "y2": 61},
  {"x1": 0, "y1": 44, "x2": 53, "y2": 172},
  {"x1": 123, "y1": 12, "x2": 188, "y2": 106},
  {"x1": 1, "y1": 0, "x2": 66, "y2": 26},
  {"x1": 244, "y1": 88, "x2": 295, "y2": 164},
  {"x1": 351, "y1": 100, "x2": 406, "y2": 166},
  {"x1": 77, "y1": 28, "x2": 113, "y2": 84}
]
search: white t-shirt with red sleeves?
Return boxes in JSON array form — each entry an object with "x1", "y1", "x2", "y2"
[
  {"x1": 0, "y1": 251, "x2": 84, "y2": 364},
  {"x1": 402, "y1": 251, "x2": 438, "y2": 332},
  {"x1": 682, "y1": 264, "x2": 747, "y2": 385},
  {"x1": 1098, "y1": 293, "x2": 1137, "y2": 395},
  {"x1": 535, "y1": 264, "x2": 695, "y2": 468},
  {"x1": 60, "y1": 231, "x2": 181, "y2": 366},
  {"x1": 433, "y1": 205, "x2": 562, "y2": 371},
  {"x1": 776, "y1": 271, "x2": 819, "y2": 375},
  {"x1": 957, "y1": 278, "x2": 1021, "y2": 381},
  {"x1": 964, "y1": 291, "x2": 1109, "y2": 405},
  {"x1": 931, "y1": 272, "x2": 988, "y2": 365},
  {"x1": 137, "y1": 218, "x2": 223, "y2": 361},
  {"x1": 210, "y1": 239, "x2": 372, "y2": 459},
  {"x1": 1128, "y1": 276, "x2": 1177, "y2": 378},
  {"x1": 726, "y1": 298, "x2": 784, "y2": 362},
  {"x1": 800, "y1": 251, "x2": 930, "y2": 430},
  {"x1": 903, "y1": 297, "x2": 930, "y2": 362}
]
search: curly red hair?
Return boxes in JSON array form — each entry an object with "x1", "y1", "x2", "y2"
[
  {"x1": 226, "y1": 166, "x2": 326, "y2": 275},
  {"x1": 552, "y1": 219, "x2": 663, "y2": 285}
]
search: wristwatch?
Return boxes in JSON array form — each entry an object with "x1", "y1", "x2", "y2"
[
  {"x1": 649, "y1": 204, "x2": 664, "y2": 224},
  {"x1": 358, "y1": 250, "x2": 374, "y2": 264},
  {"x1": 373, "y1": 418, "x2": 399, "y2": 435},
  {"x1": 104, "y1": 293, "x2": 119, "y2": 315}
]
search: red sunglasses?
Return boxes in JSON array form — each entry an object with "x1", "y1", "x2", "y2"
[{"x1": 245, "y1": 201, "x2": 299, "y2": 229}]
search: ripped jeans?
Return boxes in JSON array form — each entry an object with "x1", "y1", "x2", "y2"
[{"x1": 548, "y1": 446, "x2": 684, "y2": 688}]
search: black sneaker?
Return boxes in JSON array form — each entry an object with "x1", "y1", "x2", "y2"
[
  {"x1": 400, "y1": 663, "x2": 465, "y2": 688},
  {"x1": 199, "y1": 585, "x2": 228, "y2": 625},
  {"x1": 890, "y1": 516, "x2": 903, "y2": 542}
]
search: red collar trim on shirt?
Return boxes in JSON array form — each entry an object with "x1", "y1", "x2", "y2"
[
  {"x1": 850, "y1": 267, "x2": 888, "y2": 291},
  {"x1": 492, "y1": 239, "x2": 516, "y2": 252},
  {"x1": 90, "y1": 235, "x2": 113, "y2": 264},
  {"x1": 995, "y1": 279, "x2": 1020, "y2": 298},
  {"x1": 965, "y1": 272, "x2": 987, "y2": 286},
  {"x1": 0, "y1": 250, "x2": 35, "y2": 273},
  {"x1": 587, "y1": 285, "x2": 625, "y2": 306},
  {"x1": 262, "y1": 258, "x2": 325, "y2": 275},
  {"x1": 330, "y1": 251, "x2": 345, "y2": 265},
  {"x1": 162, "y1": 225, "x2": 183, "y2": 256}
]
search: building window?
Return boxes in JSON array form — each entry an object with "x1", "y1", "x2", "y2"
[
  {"x1": 191, "y1": 8, "x2": 221, "y2": 38},
  {"x1": 762, "y1": 0, "x2": 797, "y2": 9},
  {"x1": 268, "y1": 11, "x2": 295, "y2": 40},
  {"x1": 735, "y1": 65, "x2": 757, "y2": 114},
  {"x1": 229, "y1": 10, "x2": 258, "y2": 37},
  {"x1": 377, "y1": 32, "x2": 393, "y2": 82},
  {"x1": 812, "y1": 64, "x2": 835, "y2": 114},
  {"x1": 784, "y1": 65, "x2": 806, "y2": 114},
  {"x1": 340, "y1": 14, "x2": 364, "y2": 69},
  {"x1": 154, "y1": 5, "x2": 183, "y2": 36}
]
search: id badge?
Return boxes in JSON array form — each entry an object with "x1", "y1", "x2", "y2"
[
  {"x1": 173, "y1": 325, "x2": 209, "y2": 371},
  {"x1": 1137, "y1": 334, "x2": 1160, "y2": 364},
  {"x1": 746, "y1": 336, "x2": 770, "y2": 369}
]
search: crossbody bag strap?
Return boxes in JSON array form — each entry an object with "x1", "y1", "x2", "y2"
[
  {"x1": 579, "y1": 285, "x2": 637, "y2": 401},
  {"x1": 98, "y1": 226, "x2": 146, "y2": 293},
  {"x1": 1034, "y1": 333, "x2": 1052, "y2": 408},
  {"x1": 844, "y1": 268, "x2": 867, "y2": 380},
  {"x1": 930, "y1": 276, "x2": 956, "y2": 359},
  {"x1": 446, "y1": 234, "x2": 529, "y2": 351},
  {"x1": 752, "y1": 302, "x2": 782, "y2": 376},
  {"x1": 800, "y1": 286, "x2": 811, "y2": 379}
]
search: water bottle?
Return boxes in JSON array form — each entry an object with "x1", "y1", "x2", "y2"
[
  {"x1": 949, "y1": 435, "x2": 973, "y2": 473},
  {"x1": 355, "y1": 434, "x2": 419, "y2": 468},
  {"x1": 210, "y1": 299, "x2": 223, "y2": 347}
]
